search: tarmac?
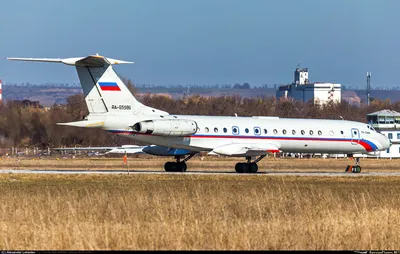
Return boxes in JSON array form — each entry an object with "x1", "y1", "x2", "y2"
[{"x1": 0, "y1": 169, "x2": 400, "y2": 177}]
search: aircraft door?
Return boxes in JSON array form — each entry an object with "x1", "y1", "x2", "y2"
[{"x1": 351, "y1": 128, "x2": 360, "y2": 145}]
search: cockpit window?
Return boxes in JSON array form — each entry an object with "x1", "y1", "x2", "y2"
[{"x1": 367, "y1": 125, "x2": 376, "y2": 132}]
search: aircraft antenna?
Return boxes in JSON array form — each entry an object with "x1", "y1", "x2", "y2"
[{"x1": 366, "y1": 72, "x2": 371, "y2": 106}]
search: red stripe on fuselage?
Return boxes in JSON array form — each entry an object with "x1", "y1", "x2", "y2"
[{"x1": 357, "y1": 140, "x2": 373, "y2": 152}]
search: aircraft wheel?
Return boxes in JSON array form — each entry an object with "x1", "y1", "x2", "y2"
[
  {"x1": 351, "y1": 165, "x2": 361, "y2": 173},
  {"x1": 164, "y1": 162, "x2": 173, "y2": 172},
  {"x1": 241, "y1": 163, "x2": 250, "y2": 173},
  {"x1": 164, "y1": 162, "x2": 186, "y2": 172},
  {"x1": 235, "y1": 163, "x2": 243, "y2": 173},
  {"x1": 178, "y1": 162, "x2": 187, "y2": 172},
  {"x1": 235, "y1": 163, "x2": 257, "y2": 173},
  {"x1": 235, "y1": 163, "x2": 247, "y2": 173},
  {"x1": 249, "y1": 163, "x2": 258, "y2": 173}
]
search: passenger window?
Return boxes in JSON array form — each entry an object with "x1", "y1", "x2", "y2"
[
  {"x1": 309, "y1": 130, "x2": 314, "y2": 135},
  {"x1": 292, "y1": 130, "x2": 296, "y2": 135},
  {"x1": 205, "y1": 127, "x2": 209, "y2": 133},
  {"x1": 214, "y1": 128, "x2": 218, "y2": 133},
  {"x1": 254, "y1": 127, "x2": 261, "y2": 135},
  {"x1": 245, "y1": 128, "x2": 249, "y2": 133},
  {"x1": 282, "y1": 129, "x2": 287, "y2": 134},
  {"x1": 301, "y1": 130, "x2": 305, "y2": 135},
  {"x1": 340, "y1": 130, "x2": 344, "y2": 135},
  {"x1": 329, "y1": 130, "x2": 334, "y2": 136},
  {"x1": 273, "y1": 129, "x2": 278, "y2": 134},
  {"x1": 223, "y1": 128, "x2": 227, "y2": 133},
  {"x1": 264, "y1": 129, "x2": 267, "y2": 134},
  {"x1": 232, "y1": 126, "x2": 239, "y2": 135},
  {"x1": 318, "y1": 130, "x2": 322, "y2": 136}
]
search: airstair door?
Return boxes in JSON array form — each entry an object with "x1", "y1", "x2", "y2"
[{"x1": 351, "y1": 128, "x2": 360, "y2": 145}]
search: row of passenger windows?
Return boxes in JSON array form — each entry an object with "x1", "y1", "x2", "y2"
[
  {"x1": 202, "y1": 126, "x2": 346, "y2": 136},
  {"x1": 387, "y1": 133, "x2": 400, "y2": 140}
]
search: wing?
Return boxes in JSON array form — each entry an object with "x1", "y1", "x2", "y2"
[
  {"x1": 212, "y1": 143, "x2": 280, "y2": 157},
  {"x1": 105, "y1": 146, "x2": 146, "y2": 154}
]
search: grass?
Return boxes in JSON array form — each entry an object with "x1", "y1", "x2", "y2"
[{"x1": 0, "y1": 173, "x2": 399, "y2": 250}]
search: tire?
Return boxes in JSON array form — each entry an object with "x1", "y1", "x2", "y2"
[
  {"x1": 250, "y1": 163, "x2": 258, "y2": 173},
  {"x1": 241, "y1": 163, "x2": 250, "y2": 173},
  {"x1": 179, "y1": 162, "x2": 187, "y2": 172},
  {"x1": 235, "y1": 163, "x2": 243, "y2": 173},
  {"x1": 164, "y1": 162, "x2": 172, "y2": 172}
]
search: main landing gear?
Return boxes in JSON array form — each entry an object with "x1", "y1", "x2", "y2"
[
  {"x1": 164, "y1": 154, "x2": 196, "y2": 172},
  {"x1": 235, "y1": 155, "x2": 266, "y2": 173},
  {"x1": 345, "y1": 156, "x2": 362, "y2": 173}
]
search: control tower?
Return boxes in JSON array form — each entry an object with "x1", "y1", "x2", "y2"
[{"x1": 294, "y1": 68, "x2": 309, "y2": 85}]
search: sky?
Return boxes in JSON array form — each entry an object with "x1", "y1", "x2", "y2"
[{"x1": 0, "y1": 0, "x2": 399, "y2": 88}]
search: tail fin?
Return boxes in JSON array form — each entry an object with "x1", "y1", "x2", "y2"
[{"x1": 7, "y1": 54, "x2": 168, "y2": 116}]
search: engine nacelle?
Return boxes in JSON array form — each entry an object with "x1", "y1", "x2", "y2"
[{"x1": 132, "y1": 119, "x2": 198, "y2": 136}]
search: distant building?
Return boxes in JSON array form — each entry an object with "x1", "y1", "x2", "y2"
[
  {"x1": 367, "y1": 109, "x2": 400, "y2": 158},
  {"x1": 0, "y1": 80, "x2": 2, "y2": 101},
  {"x1": 276, "y1": 68, "x2": 341, "y2": 104}
]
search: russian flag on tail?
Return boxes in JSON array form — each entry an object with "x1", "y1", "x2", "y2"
[{"x1": 98, "y1": 82, "x2": 121, "y2": 91}]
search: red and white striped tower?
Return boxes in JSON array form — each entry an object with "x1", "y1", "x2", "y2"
[{"x1": 0, "y1": 80, "x2": 2, "y2": 101}]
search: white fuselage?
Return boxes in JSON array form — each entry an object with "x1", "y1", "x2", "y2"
[{"x1": 92, "y1": 113, "x2": 390, "y2": 155}]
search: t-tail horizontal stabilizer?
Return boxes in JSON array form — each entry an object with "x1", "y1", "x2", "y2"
[{"x1": 7, "y1": 54, "x2": 134, "y2": 66}]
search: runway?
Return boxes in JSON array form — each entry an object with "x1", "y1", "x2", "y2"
[{"x1": 1, "y1": 169, "x2": 400, "y2": 177}]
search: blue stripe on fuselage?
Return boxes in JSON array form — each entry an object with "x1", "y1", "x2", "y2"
[{"x1": 361, "y1": 139, "x2": 378, "y2": 151}]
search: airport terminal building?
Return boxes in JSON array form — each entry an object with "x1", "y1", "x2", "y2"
[
  {"x1": 367, "y1": 109, "x2": 400, "y2": 158},
  {"x1": 276, "y1": 68, "x2": 341, "y2": 104}
]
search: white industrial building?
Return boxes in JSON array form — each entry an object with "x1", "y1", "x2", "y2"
[
  {"x1": 276, "y1": 68, "x2": 341, "y2": 104},
  {"x1": 367, "y1": 109, "x2": 400, "y2": 159}
]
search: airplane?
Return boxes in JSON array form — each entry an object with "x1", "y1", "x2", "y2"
[
  {"x1": 8, "y1": 54, "x2": 391, "y2": 173},
  {"x1": 52, "y1": 144, "x2": 146, "y2": 155}
]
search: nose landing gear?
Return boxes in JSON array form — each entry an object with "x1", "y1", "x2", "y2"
[
  {"x1": 345, "y1": 156, "x2": 362, "y2": 173},
  {"x1": 235, "y1": 155, "x2": 266, "y2": 173}
]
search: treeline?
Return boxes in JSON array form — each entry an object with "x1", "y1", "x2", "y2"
[{"x1": 0, "y1": 94, "x2": 398, "y2": 149}]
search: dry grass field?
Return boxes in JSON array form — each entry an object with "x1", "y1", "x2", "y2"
[{"x1": 0, "y1": 157, "x2": 399, "y2": 250}]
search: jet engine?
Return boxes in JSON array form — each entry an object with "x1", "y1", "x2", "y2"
[{"x1": 132, "y1": 119, "x2": 197, "y2": 136}]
